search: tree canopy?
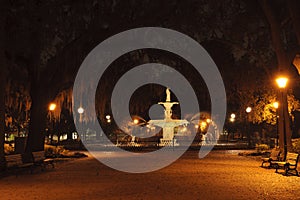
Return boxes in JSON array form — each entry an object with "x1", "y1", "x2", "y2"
[{"x1": 1, "y1": 0, "x2": 300, "y2": 155}]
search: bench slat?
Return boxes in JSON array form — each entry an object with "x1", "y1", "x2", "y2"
[
  {"x1": 274, "y1": 152, "x2": 299, "y2": 176},
  {"x1": 4, "y1": 154, "x2": 34, "y2": 176}
]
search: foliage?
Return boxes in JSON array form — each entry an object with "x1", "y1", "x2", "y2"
[
  {"x1": 238, "y1": 87, "x2": 300, "y2": 126},
  {"x1": 5, "y1": 143, "x2": 71, "y2": 156},
  {"x1": 44, "y1": 144, "x2": 66, "y2": 157},
  {"x1": 292, "y1": 138, "x2": 300, "y2": 154},
  {"x1": 5, "y1": 81, "x2": 31, "y2": 135},
  {"x1": 4, "y1": 143, "x2": 14, "y2": 154},
  {"x1": 255, "y1": 143, "x2": 270, "y2": 152},
  {"x1": 2, "y1": 0, "x2": 300, "y2": 152}
]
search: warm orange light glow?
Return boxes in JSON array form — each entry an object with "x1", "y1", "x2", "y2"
[
  {"x1": 246, "y1": 107, "x2": 252, "y2": 113},
  {"x1": 200, "y1": 121, "x2": 207, "y2": 131},
  {"x1": 182, "y1": 127, "x2": 187, "y2": 132},
  {"x1": 77, "y1": 107, "x2": 84, "y2": 114},
  {"x1": 273, "y1": 102, "x2": 279, "y2": 109},
  {"x1": 230, "y1": 118, "x2": 235, "y2": 122},
  {"x1": 133, "y1": 119, "x2": 139, "y2": 124},
  {"x1": 230, "y1": 113, "x2": 236, "y2": 119},
  {"x1": 276, "y1": 77, "x2": 288, "y2": 88},
  {"x1": 194, "y1": 124, "x2": 199, "y2": 129},
  {"x1": 49, "y1": 103, "x2": 56, "y2": 111},
  {"x1": 206, "y1": 119, "x2": 211, "y2": 123},
  {"x1": 106, "y1": 115, "x2": 111, "y2": 120}
]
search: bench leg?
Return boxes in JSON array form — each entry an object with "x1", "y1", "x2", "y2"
[
  {"x1": 284, "y1": 166, "x2": 288, "y2": 176},
  {"x1": 261, "y1": 161, "x2": 270, "y2": 168}
]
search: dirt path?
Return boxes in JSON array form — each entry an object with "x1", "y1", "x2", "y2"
[{"x1": 1, "y1": 150, "x2": 300, "y2": 200}]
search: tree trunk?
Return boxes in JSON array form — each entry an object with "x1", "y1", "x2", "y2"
[
  {"x1": 0, "y1": 0, "x2": 8, "y2": 170},
  {"x1": 260, "y1": 0, "x2": 292, "y2": 153},
  {"x1": 287, "y1": 0, "x2": 300, "y2": 46},
  {"x1": 0, "y1": 47, "x2": 6, "y2": 170},
  {"x1": 25, "y1": 85, "x2": 49, "y2": 152},
  {"x1": 260, "y1": 0, "x2": 289, "y2": 69}
]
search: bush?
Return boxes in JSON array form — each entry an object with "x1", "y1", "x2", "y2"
[
  {"x1": 292, "y1": 138, "x2": 300, "y2": 154},
  {"x1": 255, "y1": 143, "x2": 270, "y2": 152},
  {"x1": 4, "y1": 143, "x2": 14, "y2": 154},
  {"x1": 44, "y1": 144, "x2": 67, "y2": 157}
]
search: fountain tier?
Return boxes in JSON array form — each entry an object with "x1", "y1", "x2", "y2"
[{"x1": 148, "y1": 88, "x2": 189, "y2": 146}]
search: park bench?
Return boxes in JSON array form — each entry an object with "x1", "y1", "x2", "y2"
[
  {"x1": 32, "y1": 151, "x2": 54, "y2": 170},
  {"x1": 261, "y1": 148, "x2": 281, "y2": 168},
  {"x1": 4, "y1": 154, "x2": 34, "y2": 176},
  {"x1": 274, "y1": 152, "x2": 299, "y2": 176}
]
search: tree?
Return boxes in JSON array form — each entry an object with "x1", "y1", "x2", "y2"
[
  {"x1": 3, "y1": 0, "x2": 300, "y2": 154},
  {"x1": 0, "y1": 0, "x2": 9, "y2": 170},
  {"x1": 258, "y1": 0, "x2": 300, "y2": 153},
  {"x1": 4, "y1": 1, "x2": 100, "y2": 152}
]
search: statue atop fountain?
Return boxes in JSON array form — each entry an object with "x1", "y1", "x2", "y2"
[{"x1": 148, "y1": 88, "x2": 189, "y2": 146}]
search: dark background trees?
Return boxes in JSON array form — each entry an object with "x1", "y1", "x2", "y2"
[{"x1": 1, "y1": 0, "x2": 300, "y2": 161}]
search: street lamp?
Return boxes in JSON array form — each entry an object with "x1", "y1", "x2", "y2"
[
  {"x1": 48, "y1": 103, "x2": 56, "y2": 144},
  {"x1": 246, "y1": 107, "x2": 252, "y2": 147},
  {"x1": 133, "y1": 119, "x2": 139, "y2": 124},
  {"x1": 246, "y1": 107, "x2": 252, "y2": 113},
  {"x1": 77, "y1": 107, "x2": 85, "y2": 141},
  {"x1": 106, "y1": 115, "x2": 111, "y2": 123},
  {"x1": 77, "y1": 107, "x2": 84, "y2": 122},
  {"x1": 273, "y1": 101, "x2": 279, "y2": 147},
  {"x1": 49, "y1": 103, "x2": 56, "y2": 112},
  {"x1": 273, "y1": 102, "x2": 279, "y2": 109},
  {"x1": 276, "y1": 77, "x2": 288, "y2": 89},
  {"x1": 229, "y1": 113, "x2": 236, "y2": 141},
  {"x1": 200, "y1": 121, "x2": 207, "y2": 132},
  {"x1": 230, "y1": 113, "x2": 235, "y2": 122},
  {"x1": 276, "y1": 77, "x2": 289, "y2": 158}
]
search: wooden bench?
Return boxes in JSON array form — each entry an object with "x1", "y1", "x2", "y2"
[
  {"x1": 32, "y1": 151, "x2": 54, "y2": 170},
  {"x1": 261, "y1": 148, "x2": 281, "y2": 168},
  {"x1": 5, "y1": 154, "x2": 34, "y2": 176},
  {"x1": 274, "y1": 152, "x2": 299, "y2": 176}
]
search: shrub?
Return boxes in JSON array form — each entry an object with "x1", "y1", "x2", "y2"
[
  {"x1": 4, "y1": 144, "x2": 14, "y2": 154},
  {"x1": 255, "y1": 143, "x2": 270, "y2": 152},
  {"x1": 292, "y1": 138, "x2": 300, "y2": 154},
  {"x1": 44, "y1": 144, "x2": 67, "y2": 157}
]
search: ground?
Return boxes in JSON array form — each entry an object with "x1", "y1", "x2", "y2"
[{"x1": 1, "y1": 150, "x2": 300, "y2": 200}]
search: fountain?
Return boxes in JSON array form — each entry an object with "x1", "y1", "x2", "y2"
[{"x1": 148, "y1": 88, "x2": 189, "y2": 146}]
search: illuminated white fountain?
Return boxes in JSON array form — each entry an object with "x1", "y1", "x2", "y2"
[{"x1": 148, "y1": 88, "x2": 189, "y2": 146}]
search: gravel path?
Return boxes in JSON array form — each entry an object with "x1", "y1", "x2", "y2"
[{"x1": 1, "y1": 150, "x2": 300, "y2": 200}]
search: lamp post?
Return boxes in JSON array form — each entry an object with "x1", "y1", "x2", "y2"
[
  {"x1": 106, "y1": 115, "x2": 111, "y2": 123},
  {"x1": 273, "y1": 102, "x2": 279, "y2": 147},
  {"x1": 105, "y1": 115, "x2": 114, "y2": 142},
  {"x1": 229, "y1": 113, "x2": 235, "y2": 141},
  {"x1": 246, "y1": 107, "x2": 252, "y2": 147},
  {"x1": 276, "y1": 77, "x2": 289, "y2": 158},
  {"x1": 230, "y1": 113, "x2": 236, "y2": 122},
  {"x1": 49, "y1": 103, "x2": 56, "y2": 144},
  {"x1": 77, "y1": 107, "x2": 84, "y2": 122},
  {"x1": 77, "y1": 107, "x2": 84, "y2": 141}
]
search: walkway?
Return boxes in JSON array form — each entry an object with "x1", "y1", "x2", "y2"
[{"x1": 1, "y1": 150, "x2": 300, "y2": 200}]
